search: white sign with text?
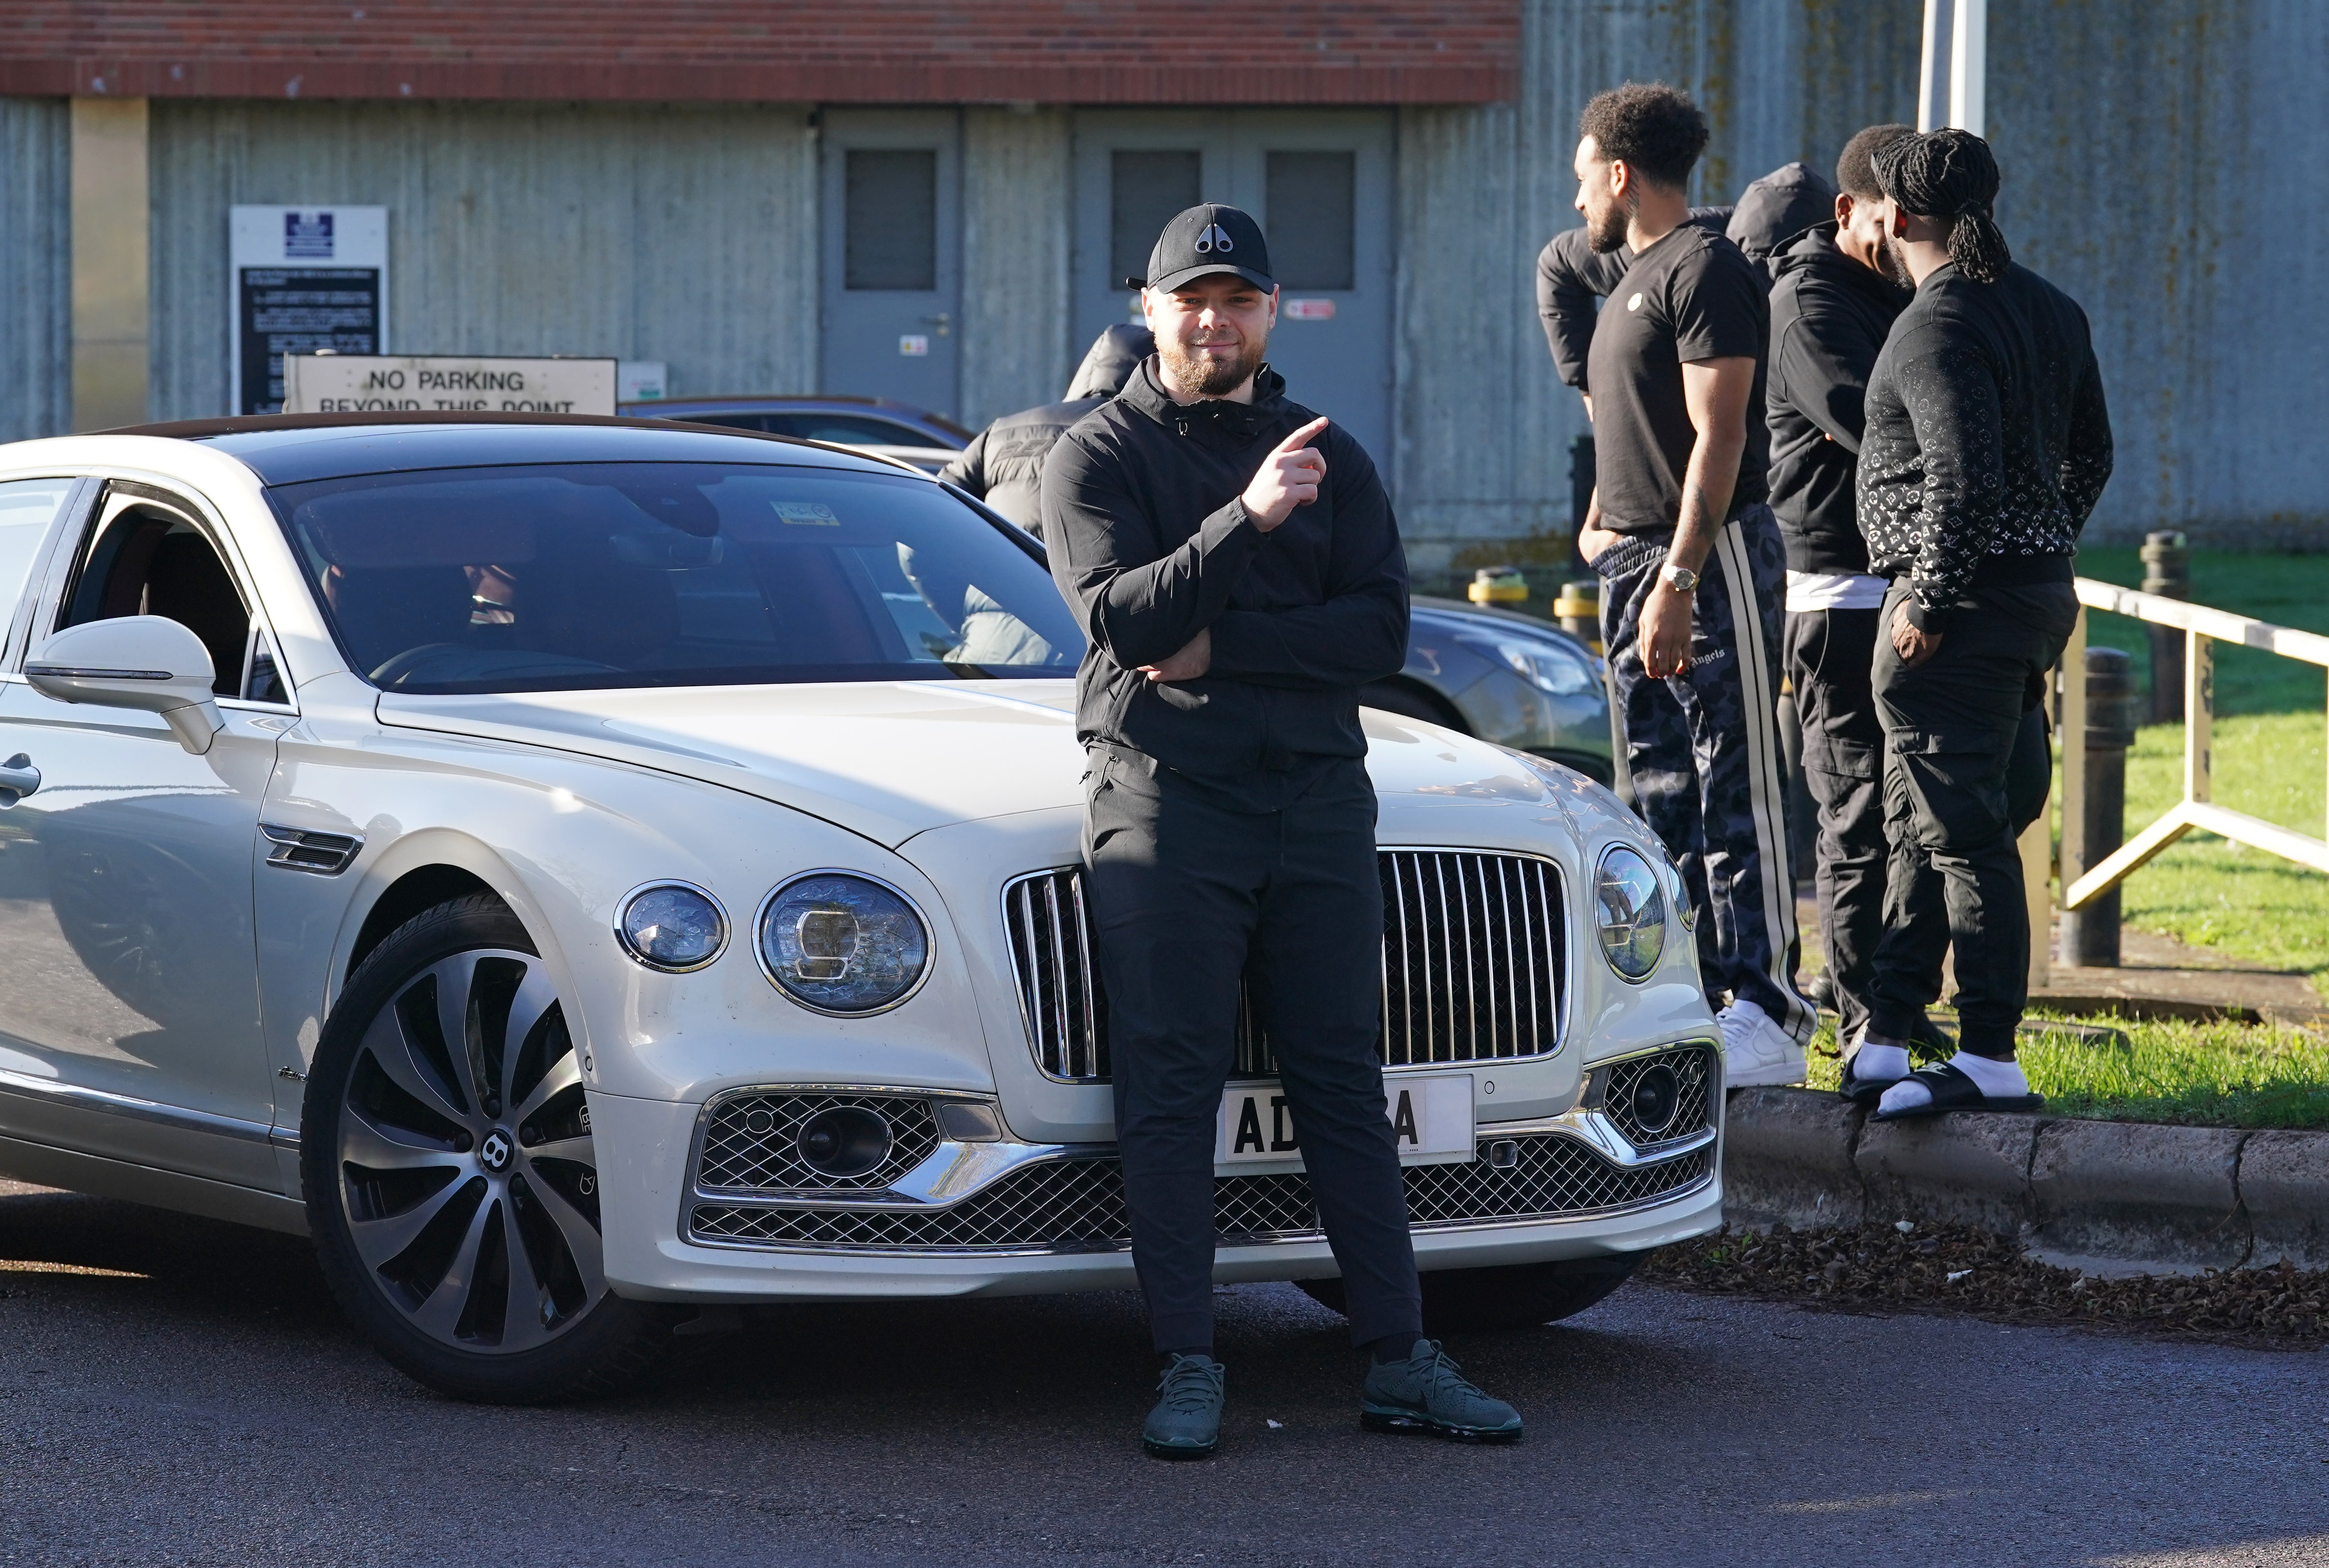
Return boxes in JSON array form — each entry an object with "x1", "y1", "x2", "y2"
[{"x1": 283, "y1": 355, "x2": 618, "y2": 415}]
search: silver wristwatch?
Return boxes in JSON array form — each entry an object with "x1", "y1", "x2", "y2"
[{"x1": 1658, "y1": 561, "x2": 1700, "y2": 593}]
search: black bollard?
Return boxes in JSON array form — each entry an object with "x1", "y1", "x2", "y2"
[
  {"x1": 2060, "y1": 646, "x2": 2138, "y2": 967},
  {"x1": 2140, "y1": 530, "x2": 2190, "y2": 724}
]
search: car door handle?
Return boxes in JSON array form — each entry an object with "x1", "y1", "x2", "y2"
[{"x1": 0, "y1": 754, "x2": 40, "y2": 807}]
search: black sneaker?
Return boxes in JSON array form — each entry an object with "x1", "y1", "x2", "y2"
[
  {"x1": 1142, "y1": 1354, "x2": 1224, "y2": 1459},
  {"x1": 1361, "y1": 1339, "x2": 1522, "y2": 1443}
]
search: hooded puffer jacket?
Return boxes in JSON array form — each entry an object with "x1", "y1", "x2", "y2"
[{"x1": 940, "y1": 324, "x2": 1155, "y2": 533}]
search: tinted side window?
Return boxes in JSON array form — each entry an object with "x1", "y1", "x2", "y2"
[
  {"x1": 777, "y1": 415, "x2": 947, "y2": 447},
  {"x1": 60, "y1": 494, "x2": 252, "y2": 698},
  {"x1": 0, "y1": 479, "x2": 75, "y2": 655}
]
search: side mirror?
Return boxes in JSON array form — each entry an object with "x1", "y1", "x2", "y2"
[{"x1": 25, "y1": 616, "x2": 225, "y2": 755}]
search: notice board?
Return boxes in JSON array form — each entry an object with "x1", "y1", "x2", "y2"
[{"x1": 230, "y1": 207, "x2": 389, "y2": 415}]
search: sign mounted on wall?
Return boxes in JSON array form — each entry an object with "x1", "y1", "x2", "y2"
[
  {"x1": 230, "y1": 206, "x2": 389, "y2": 416},
  {"x1": 282, "y1": 355, "x2": 618, "y2": 415}
]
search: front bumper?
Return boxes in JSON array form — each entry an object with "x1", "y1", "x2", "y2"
[{"x1": 593, "y1": 1059, "x2": 1723, "y2": 1305}]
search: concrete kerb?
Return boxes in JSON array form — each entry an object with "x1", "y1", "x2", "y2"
[{"x1": 1719, "y1": 1087, "x2": 2329, "y2": 1275}]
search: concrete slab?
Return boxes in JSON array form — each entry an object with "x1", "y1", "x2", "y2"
[
  {"x1": 2239, "y1": 1128, "x2": 2329, "y2": 1270},
  {"x1": 1854, "y1": 1111, "x2": 2041, "y2": 1234},
  {"x1": 1719, "y1": 1086, "x2": 1863, "y2": 1230},
  {"x1": 2030, "y1": 1119, "x2": 2250, "y2": 1270}
]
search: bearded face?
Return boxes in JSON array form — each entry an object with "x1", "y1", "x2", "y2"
[
  {"x1": 1573, "y1": 137, "x2": 1634, "y2": 254},
  {"x1": 1146, "y1": 275, "x2": 1274, "y2": 401}
]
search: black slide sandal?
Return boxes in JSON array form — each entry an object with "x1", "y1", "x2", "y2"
[
  {"x1": 1870, "y1": 1061, "x2": 2045, "y2": 1121},
  {"x1": 1837, "y1": 1056, "x2": 1899, "y2": 1106}
]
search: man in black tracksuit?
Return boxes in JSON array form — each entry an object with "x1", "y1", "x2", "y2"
[
  {"x1": 940, "y1": 324, "x2": 1153, "y2": 534},
  {"x1": 1766, "y1": 125, "x2": 1917, "y2": 1054},
  {"x1": 1044, "y1": 204, "x2": 1519, "y2": 1457},
  {"x1": 1853, "y1": 130, "x2": 2113, "y2": 1118}
]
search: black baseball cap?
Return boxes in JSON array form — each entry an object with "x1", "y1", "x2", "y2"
[{"x1": 1127, "y1": 203, "x2": 1275, "y2": 294}]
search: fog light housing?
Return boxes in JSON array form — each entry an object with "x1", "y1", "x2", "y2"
[
  {"x1": 795, "y1": 1105, "x2": 893, "y2": 1179},
  {"x1": 615, "y1": 882, "x2": 727, "y2": 972},
  {"x1": 1628, "y1": 1063, "x2": 1681, "y2": 1137}
]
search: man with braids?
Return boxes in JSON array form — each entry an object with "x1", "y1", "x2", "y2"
[
  {"x1": 1571, "y1": 83, "x2": 1814, "y2": 1087},
  {"x1": 1851, "y1": 128, "x2": 2114, "y2": 1117}
]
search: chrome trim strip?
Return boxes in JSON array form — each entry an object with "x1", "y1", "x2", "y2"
[
  {"x1": 22, "y1": 664, "x2": 173, "y2": 680},
  {"x1": 0, "y1": 1068, "x2": 276, "y2": 1146}
]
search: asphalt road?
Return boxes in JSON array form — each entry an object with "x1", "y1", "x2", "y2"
[{"x1": 2, "y1": 1178, "x2": 2325, "y2": 1568}]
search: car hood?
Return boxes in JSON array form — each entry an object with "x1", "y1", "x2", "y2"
[{"x1": 377, "y1": 680, "x2": 1563, "y2": 850}]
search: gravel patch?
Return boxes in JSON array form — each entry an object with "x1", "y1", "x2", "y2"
[{"x1": 1643, "y1": 1220, "x2": 2329, "y2": 1346}]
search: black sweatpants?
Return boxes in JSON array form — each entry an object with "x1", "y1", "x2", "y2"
[
  {"x1": 1082, "y1": 748, "x2": 1421, "y2": 1355},
  {"x1": 1867, "y1": 581, "x2": 2079, "y2": 1056}
]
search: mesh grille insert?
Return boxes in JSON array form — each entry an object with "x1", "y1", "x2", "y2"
[
  {"x1": 689, "y1": 1131, "x2": 1707, "y2": 1253},
  {"x1": 695, "y1": 1092, "x2": 942, "y2": 1194},
  {"x1": 1597, "y1": 1044, "x2": 1717, "y2": 1148}
]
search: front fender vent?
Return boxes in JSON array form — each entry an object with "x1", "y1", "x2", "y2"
[{"x1": 260, "y1": 824, "x2": 363, "y2": 876}]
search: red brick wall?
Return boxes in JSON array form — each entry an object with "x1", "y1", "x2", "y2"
[{"x1": 0, "y1": 2, "x2": 1518, "y2": 103}]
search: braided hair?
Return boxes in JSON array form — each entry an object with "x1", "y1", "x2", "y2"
[{"x1": 1874, "y1": 127, "x2": 2012, "y2": 283}]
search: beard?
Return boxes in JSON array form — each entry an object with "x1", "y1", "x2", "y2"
[
  {"x1": 1878, "y1": 231, "x2": 1914, "y2": 286},
  {"x1": 1158, "y1": 334, "x2": 1266, "y2": 399},
  {"x1": 1585, "y1": 189, "x2": 1634, "y2": 254}
]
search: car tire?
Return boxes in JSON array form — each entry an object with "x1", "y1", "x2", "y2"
[
  {"x1": 1297, "y1": 1253, "x2": 1642, "y2": 1334},
  {"x1": 302, "y1": 893, "x2": 677, "y2": 1403}
]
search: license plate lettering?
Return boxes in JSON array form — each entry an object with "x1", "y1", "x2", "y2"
[{"x1": 1215, "y1": 1072, "x2": 1474, "y2": 1170}]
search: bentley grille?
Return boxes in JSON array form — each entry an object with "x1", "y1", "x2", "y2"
[
  {"x1": 1004, "y1": 850, "x2": 1565, "y2": 1083},
  {"x1": 689, "y1": 1129, "x2": 1707, "y2": 1253},
  {"x1": 694, "y1": 1091, "x2": 943, "y2": 1194}
]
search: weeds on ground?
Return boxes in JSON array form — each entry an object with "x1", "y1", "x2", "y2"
[
  {"x1": 1801, "y1": 1014, "x2": 2329, "y2": 1129},
  {"x1": 1643, "y1": 1221, "x2": 2328, "y2": 1344}
]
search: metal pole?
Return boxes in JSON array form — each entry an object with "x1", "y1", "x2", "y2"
[
  {"x1": 1919, "y1": 0, "x2": 1987, "y2": 135},
  {"x1": 2140, "y1": 530, "x2": 2190, "y2": 723},
  {"x1": 2060, "y1": 648, "x2": 2137, "y2": 967}
]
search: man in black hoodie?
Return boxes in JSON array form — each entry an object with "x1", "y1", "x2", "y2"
[
  {"x1": 1765, "y1": 124, "x2": 1916, "y2": 1055},
  {"x1": 941, "y1": 324, "x2": 1154, "y2": 534},
  {"x1": 1044, "y1": 204, "x2": 1521, "y2": 1459}
]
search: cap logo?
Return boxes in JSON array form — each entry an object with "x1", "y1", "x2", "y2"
[{"x1": 1195, "y1": 224, "x2": 1234, "y2": 254}]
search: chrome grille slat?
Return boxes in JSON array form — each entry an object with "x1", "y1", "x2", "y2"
[
  {"x1": 1005, "y1": 851, "x2": 1564, "y2": 1084},
  {"x1": 689, "y1": 1128, "x2": 1708, "y2": 1252}
]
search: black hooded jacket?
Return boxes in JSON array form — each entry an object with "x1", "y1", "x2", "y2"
[
  {"x1": 1764, "y1": 222, "x2": 1910, "y2": 574},
  {"x1": 1041, "y1": 360, "x2": 1407, "y2": 794},
  {"x1": 1725, "y1": 161, "x2": 1838, "y2": 278},
  {"x1": 940, "y1": 324, "x2": 1154, "y2": 533}
]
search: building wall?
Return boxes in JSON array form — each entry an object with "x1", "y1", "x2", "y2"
[
  {"x1": 1991, "y1": 0, "x2": 2329, "y2": 547},
  {"x1": 959, "y1": 107, "x2": 1074, "y2": 431},
  {"x1": 147, "y1": 100, "x2": 819, "y2": 420},
  {"x1": 0, "y1": 97, "x2": 70, "y2": 442}
]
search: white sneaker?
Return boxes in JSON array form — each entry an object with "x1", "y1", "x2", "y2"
[{"x1": 1716, "y1": 997, "x2": 1806, "y2": 1087}]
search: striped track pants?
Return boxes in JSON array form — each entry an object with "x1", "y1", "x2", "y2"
[{"x1": 1593, "y1": 505, "x2": 1812, "y2": 1041}]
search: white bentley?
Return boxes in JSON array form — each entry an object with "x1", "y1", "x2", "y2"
[{"x1": 0, "y1": 416, "x2": 1721, "y2": 1401}]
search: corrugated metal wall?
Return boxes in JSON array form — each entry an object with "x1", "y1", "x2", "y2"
[
  {"x1": 1392, "y1": 0, "x2": 1924, "y2": 574},
  {"x1": 147, "y1": 100, "x2": 820, "y2": 420},
  {"x1": 1992, "y1": 0, "x2": 2329, "y2": 547},
  {"x1": 0, "y1": 97, "x2": 70, "y2": 442}
]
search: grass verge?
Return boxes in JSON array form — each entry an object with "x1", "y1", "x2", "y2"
[
  {"x1": 1802, "y1": 1013, "x2": 2329, "y2": 1129},
  {"x1": 1642, "y1": 1221, "x2": 2327, "y2": 1346}
]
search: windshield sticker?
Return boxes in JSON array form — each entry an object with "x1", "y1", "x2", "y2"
[{"x1": 774, "y1": 501, "x2": 841, "y2": 527}]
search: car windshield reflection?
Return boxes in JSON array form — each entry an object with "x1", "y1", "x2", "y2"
[{"x1": 268, "y1": 462, "x2": 1085, "y2": 693}]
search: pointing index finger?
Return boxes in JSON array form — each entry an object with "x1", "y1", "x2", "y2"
[{"x1": 1275, "y1": 416, "x2": 1331, "y2": 454}]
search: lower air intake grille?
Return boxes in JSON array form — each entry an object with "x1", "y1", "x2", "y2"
[
  {"x1": 1006, "y1": 850, "x2": 1565, "y2": 1084},
  {"x1": 688, "y1": 1131, "x2": 1707, "y2": 1253},
  {"x1": 694, "y1": 1092, "x2": 942, "y2": 1194},
  {"x1": 1597, "y1": 1045, "x2": 1717, "y2": 1149}
]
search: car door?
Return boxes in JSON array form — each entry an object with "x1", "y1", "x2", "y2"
[{"x1": 0, "y1": 478, "x2": 286, "y2": 1188}]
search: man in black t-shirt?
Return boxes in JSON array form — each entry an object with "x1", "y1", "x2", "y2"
[{"x1": 1570, "y1": 84, "x2": 1811, "y2": 1085}]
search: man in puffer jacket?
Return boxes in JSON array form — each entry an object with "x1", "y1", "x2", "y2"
[{"x1": 940, "y1": 324, "x2": 1155, "y2": 535}]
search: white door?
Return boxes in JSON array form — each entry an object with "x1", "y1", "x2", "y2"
[
  {"x1": 1071, "y1": 110, "x2": 1396, "y2": 477},
  {"x1": 819, "y1": 110, "x2": 963, "y2": 420},
  {"x1": 0, "y1": 481, "x2": 284, "y2": 1188}
]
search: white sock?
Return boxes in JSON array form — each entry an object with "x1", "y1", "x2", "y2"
[
  {"x1": 1847, "y1": 1039, "x2": 1910, "y2": 1084},
  {"x1": 1878, "y1": 1050, "x2": 2028, "y2": 1114}
]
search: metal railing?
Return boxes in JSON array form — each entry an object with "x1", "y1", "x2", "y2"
[{"x1": 2054, "y1": 578, "x2": 2329, "y2": 918}]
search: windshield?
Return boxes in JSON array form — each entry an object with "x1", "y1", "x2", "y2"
[{"x1": 268, "y1": 462, "x2": 1084, "y2": 693}]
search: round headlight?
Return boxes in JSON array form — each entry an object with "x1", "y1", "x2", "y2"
[
  {"x1": 1595, "y1": 846, "x2": 1667, "y2": 981},
  {"x1": 1467, "y1": 634, "x2": 1598, "y2": 696},
  {"x1": 616, "y1": 882, "x2": 728, "y2": 971},
  {"x1": 758, "y1": 872, "x2": 931, "y2": 1015}
]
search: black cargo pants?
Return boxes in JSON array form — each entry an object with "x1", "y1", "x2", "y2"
[
  {"x1": 1866, "y1": 581, "x2": 2079, "y2": 1056},
  {"x1": 1082, "y1": 747, "x2": 1421, "y2": 1355}
]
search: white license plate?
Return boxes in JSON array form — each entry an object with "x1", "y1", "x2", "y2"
[{"x1": 1214, "y1": 1072, "x2": 1475, "y2": 1171}]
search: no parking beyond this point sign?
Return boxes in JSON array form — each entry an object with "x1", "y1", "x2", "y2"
[{"x1": 282, "y1": 355, "x2": 618, "y2": 415}]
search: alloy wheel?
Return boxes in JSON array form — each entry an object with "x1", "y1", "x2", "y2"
[{"x1": 335, "y1": 948, "x2": 605, "y2": 1353}]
